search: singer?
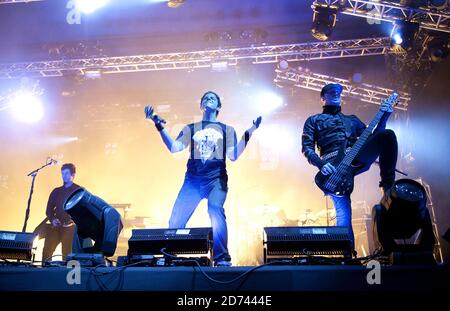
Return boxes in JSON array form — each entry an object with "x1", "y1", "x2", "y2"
[
  {"x1": 145, "y1": 91, "x2": 262, "y2": 266},
  {"x1": 40, "y1": 163, "x2": 80, "y2": 262}
]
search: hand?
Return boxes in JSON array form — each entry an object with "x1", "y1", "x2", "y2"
[
  {"x1": 321, "y1": 162, "x2": 336, "y2": 176},
  {"x1": 253, "y1": 116, "x2": 262, "y2": 129},
  {"x1": 145, "y1": 105, "x2": 166, "y2": 124},
  {"x1": 144, "y1": 106, "x2": 155, "y2": 120},
  {"x1": 144, "y1": 105, "x2": 156, "y2": 121},
  {"x1": 51, "y1": 218, "x2": 61, "y2": 227},
  {"x1": 380, "y1": 101, "x2": 393, "y2": 113}
]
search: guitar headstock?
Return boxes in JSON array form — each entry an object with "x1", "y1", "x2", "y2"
[{"x1": 383, "y1": 91, "x2": 399, "y2": 109}]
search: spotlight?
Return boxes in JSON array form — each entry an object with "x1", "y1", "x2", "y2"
[
  {"x1": 350, "y1": 72, "x2": 363, "y2": 85},
  {"x1": 311, "y1": 5, "x2": 338, "y2": 41},
  {"x1": 9, "y1": 92, "x2": 44, "y2": 124},
  {"x1": 277, "y1": 59, "x2": 289, "y2": 70},
  {"x1": 75, "y1": 0, "x2": 110, "y2": 14},
  {"x1": 64, "y1": 188, "x2": 123, "y2": 257},
  {"x1": 83, "y1": 68, "x2": 103, "y2": 79},
  {"x1": 253, "y1": 92, "x2": 284, "y2": 115},
  {"x1": 211, "y1": 60, "x2": 229, "y2": 72},
  {"x1": 167, "y1": 0, "x2": 185, "y2": 8},
  {"x1": 428, "y1": 35, "x2": 449, "y2": 62},
  {"x1": 0, "y1": 231, "x2": 38, "y2": 261},
  {"x1": 392, "y1": 33, "x2": 403, "y2": 45},
  {"x1": 390, "y1": 21, "x2": 419, "y2": 51},
  {"x1": 372, "y1": 179, "x2": 435, "y2": 264}
]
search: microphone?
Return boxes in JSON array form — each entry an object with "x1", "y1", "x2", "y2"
[{"x1": 47, "y1": 157, "x2": 58, "y2": 166}]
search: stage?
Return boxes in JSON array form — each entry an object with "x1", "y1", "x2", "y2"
[
  {"x1": 1, "y1": 263, "x2": 449, "y2": 292},
  {"x1": 1, "y1": 3, "x2": 450, "y2": 308}
]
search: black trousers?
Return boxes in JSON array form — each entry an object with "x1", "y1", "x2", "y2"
[
  {"x1": 330, "y1": 129, "x2": 398, "y2": 249},
  {"x1": 353, "y1": 128, "x2": 398, "y2": 190},
  {"x1": 42, "y1": 225, "x2": 75, "y2": 261}
]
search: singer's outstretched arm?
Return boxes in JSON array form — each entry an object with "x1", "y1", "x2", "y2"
[
  {"x1": 159, "y1": 126, "x2": 189, "y2": 154},
  {"x1": 227, "y1": 117, "x2": 262, "y2": 161},
  {"x1": 145, "y1": 105, "x2": 189, "y2": 153}
]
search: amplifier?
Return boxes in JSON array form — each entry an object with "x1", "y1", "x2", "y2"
[
  {"x1": 0, "y1": 230, "x2": 38, "y2": 261},
  {"x1": 263, "y1": 226, "x2": 353, "y2": 262},
  {"x1": 128, "y1": 227, "x2": 213, "y2": 257}
]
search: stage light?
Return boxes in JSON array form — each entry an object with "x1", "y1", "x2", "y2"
[
  {"x1": 392, "y1": 33, "x2": 403, "y2": 45},
  {"x1": 390, "y1": 21, "x2": 419, "y2": 51},
  {"x1": 167, "y1": 0, "x2": 185, "y2": 8},
  {"x1": 75, "y1": 0, "x2": 110, "y2": 14},
  {"x1": 350, "y1": 72, "x2": 363, "y2": 84},
  {"x1": 372, "y1": 179, "x2": 435, "y2": 264},
  {"x1": 0, "y1": 231, "x2": 38, "y2": 261},
  {"x1": 211, "y1": 60, "x2": 229, "y2": 72},
  {"x1": 253, "y1": 92, "x2": 284, "y2": 115},
  {"x1": 64, "y1": 188, "x2": 123, "y2": 257},
  {"x1": 83, "y1": 68, "x2": 102, "y2": 79},
  {"x1": 311, "y1": 5, "x2": 338, "y2": 41},
  {"x1": 9, "y1": 92, "x2": 44, "y2": 124},
  {"x1": 277, "y1": 59, "x2": 289, "y2": 70}
]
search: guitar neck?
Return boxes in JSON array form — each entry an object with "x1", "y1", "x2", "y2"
[{"x1": 340, "y1": 110, "x2": 385, "y2": 166}]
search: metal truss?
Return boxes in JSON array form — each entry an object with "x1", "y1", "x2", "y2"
[
  {"x1": 314, "y1": 0, "x2": 450, "y2": 33},
  {"x1": 0, "y1": 37, "x2": 393, "y2": 79},
  {"x1": 0, "y1": 0, "x2": 43, "y2": 3},
  {"x1": 274, "y1": 68, "x2": 410, "y2": 110},
  {"x1": 416, "y1": 178, "x2": 444, "y2": 263}
]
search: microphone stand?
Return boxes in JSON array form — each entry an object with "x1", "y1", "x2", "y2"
[
  {"x1": 374, "y1": 160, "x2": 408, "y2": 176},
  {"x1": 22, "y1": 159, "x2": 55, "y2": 232}
]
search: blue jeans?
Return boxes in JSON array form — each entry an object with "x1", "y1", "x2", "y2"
[
  {"x1": 168, "y1": 176, "x2": 231, "y2": 263},
  {"x1": 330, "y1": 195, "x2": 354, "y2": 249}
]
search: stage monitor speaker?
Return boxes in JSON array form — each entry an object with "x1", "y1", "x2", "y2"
[
  {"x1": 128, "y1": 227, "x2": 213, "y2": 257},
  {"x1": 263, "y1": 226, "x2": 353, "y2": 263},
  {"x1": 0, "y1": 230, "x2": 38, "y2": 261}
]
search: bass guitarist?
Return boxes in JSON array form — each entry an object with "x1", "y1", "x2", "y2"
[{"x1": 301, "y1": 83, "x2": 398, "y2": 250}]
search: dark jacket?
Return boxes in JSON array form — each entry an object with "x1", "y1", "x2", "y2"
[
  {"x1": 46, "y1": 183, "x2": 80, "y2": 225},
  {"x1": 301, "y1": 105, "x2": 390, "y2": 169}
]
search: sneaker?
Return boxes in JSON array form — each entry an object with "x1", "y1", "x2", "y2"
[{"x1": 214, "y1": 260, "x2": 232, "y2": 267}]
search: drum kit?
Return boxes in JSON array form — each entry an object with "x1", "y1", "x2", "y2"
[{"x1": 252, "y1": 205, "x2": 335, "y2": 227}]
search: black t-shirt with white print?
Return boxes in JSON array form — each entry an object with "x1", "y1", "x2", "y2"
[{"x1": 176, "y1": 121, "x2": 237, "y2": 180}]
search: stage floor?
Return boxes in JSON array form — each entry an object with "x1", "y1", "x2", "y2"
[{"x1": 1, "y1": 263, "x2": 449, "y2": 292}]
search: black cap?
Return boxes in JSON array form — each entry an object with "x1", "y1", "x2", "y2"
[{"x1": 320, "y1": 83, "x2": 343, "y2": 97}]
